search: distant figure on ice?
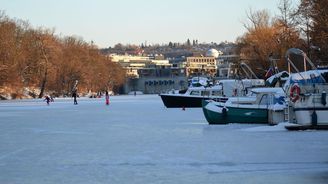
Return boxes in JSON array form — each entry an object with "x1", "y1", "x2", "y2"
[
  {"x1": 71, "y1": 80, "x2": 79, "y2": 105},
  {"x1": 44, "y1": 95, "x2": 51, "y2": 105},
  {"x1": 105, "y1": 91, "x2": 110, "y2": 105},
  {"x1": 72, "y1": 91, "x2": 78, "y2": 105}
]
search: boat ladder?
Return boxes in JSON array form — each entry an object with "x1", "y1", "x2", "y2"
[{"x1": 284, "y1": 106, "x2": 289, "y2": 122}]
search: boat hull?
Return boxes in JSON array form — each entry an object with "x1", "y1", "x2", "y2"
[
  {"x1": 202, "y1": 100, "x2": 226, "y2": 124},
  {"x1": 294, "y1": 107, "x2": 328, "y2": 126},
  {"x1": 202, "y1": 100, "x2": 268, "y2": 124},
  {"x1": 160, "y1": 94, "x2": 227, "y2": 108},
  {"x1": 285, "y1": 124, "x2": 328, "y2": 130},
  {"x1": 291, "y1": 91, "x2": 328, "y2": 127}
]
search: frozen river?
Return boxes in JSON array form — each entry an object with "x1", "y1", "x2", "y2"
[{"x1": 1, "y1": 95, "x2": 328, "y2": 184}]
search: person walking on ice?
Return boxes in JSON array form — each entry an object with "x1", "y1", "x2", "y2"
[
  {"x1": 72, "y1": 90, "x2": 78, "y2": 105},
  {"x1": 44, "y1": 95, "x2": 51, "y2": 105},
  {"x1": 72, "y1": 80, "x2": 79, "y2": 105},
  {"x1": 105, "y1": 90, "x2": 110, "y2": 105}
]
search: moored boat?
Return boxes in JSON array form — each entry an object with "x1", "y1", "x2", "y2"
[
  {"x1": 202, "y1": 87, "x2": 286, "y2": 124},
  {"x1": 283, "y1": 48, "x2": 328, "y2": 130},
  {"x1": 160, "y1": 85, "x2": 227, "y2": 108},
  {"x1": 159, "y1": 78, "x2": 264, "y2": 108}
]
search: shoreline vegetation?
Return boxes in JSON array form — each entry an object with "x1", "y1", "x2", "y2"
[{"x1": 0, "y1": 11, "x2": 126, "y2": 100}]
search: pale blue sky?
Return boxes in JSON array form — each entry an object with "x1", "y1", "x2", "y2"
[{"x1": 1, "y1": 0, "x2": 299, "y2": 48}]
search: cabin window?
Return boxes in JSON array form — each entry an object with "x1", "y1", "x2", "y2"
[
  {"x1": 259, "y1": 94, "x2": 268, "y2": 105},
  {"x1": 190, "y1": 91, "x2": 200, "y2": 96},
  {"x1": 268, "y1": 94, "x2": 275, "y2": 104},
  {"x1": 212, "y1": 90, "x2": 222, "y2": 96},
  {"x1": 247, "y1": 91, "x2": 257, "y2": 97},
  {"x1": 201, "y1": 91, "x2": 210, "y2": 96}
]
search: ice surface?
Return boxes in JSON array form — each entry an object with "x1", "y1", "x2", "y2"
[{"x1": 1, "y1": 95, "x2": 328, "y2": 184}]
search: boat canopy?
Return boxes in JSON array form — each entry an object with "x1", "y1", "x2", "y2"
[
  {"x1": 283, "y1": 69, "x2": 328, "y2": 89},
  {"x1": 284, "y1": 48, "x2": 328, "y2": 88},
  {"x1": 187, "y1": 85, "x2": 222, "y2": 91},
  {"x1": 249, "y1": 87, "x2": 286, "y2": 105},
  {"x1": 250, "y1": 87, "x2": 285, "y2": 95},
  {"x1": 218, "y1": 79, "x2": 265, "y2": 97}
]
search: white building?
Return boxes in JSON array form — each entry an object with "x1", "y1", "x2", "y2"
[{"x1": 206, "y1": 48, "x2": 223, "y2": 58}]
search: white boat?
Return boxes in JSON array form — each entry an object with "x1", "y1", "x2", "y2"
[
  {"x1": 284, "y1": 48, "x2": 328, "y2": 130},
  {"x1": 202, "y1": 87, "x2": 286, "y2": 124}
]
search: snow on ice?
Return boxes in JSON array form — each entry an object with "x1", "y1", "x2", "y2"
[{"x1": 1, "y1": 95, "x2": 328, "y2": 184}]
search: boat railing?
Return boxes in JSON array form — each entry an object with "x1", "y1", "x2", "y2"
[
  {"x1": 291, "y1": 83, "x2": 328, "y2": 95},
  {"x1": 285, "y1": 48, "x2": 327, "y2": 83}
]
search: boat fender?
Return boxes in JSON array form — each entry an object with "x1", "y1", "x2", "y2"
[
  {"x1": 222, "y1": 107, "x2": 227, "y2": 117},
  {"x1": 233, "y1": 89, "x2": 237, "y2": 96},
  {"x1": 321, "y1": 91, "x2": 327, "y2": 106},
  {"x1": 290, "y1": 84, "x2": 300, "y2": 103},
  {"x1": 311, "y1": 110, "x2": 318, "y2": 126}
]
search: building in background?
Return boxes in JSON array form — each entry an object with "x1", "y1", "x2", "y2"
[
  {"x1": 109, "y1": 54, "x2": 187, "y2": 94},
  {"x1": 106, "y1": 45, "x2": 239, "y2": 94},
  {"x1": 216, "y1": 54, "x2": 239, "y2": 78},
  {"x1": 186, "y1": 56, "x2": 217, "y2": 77},
  {"x1": 109, "y1": 54, "x2": 151, "y2": 78}
]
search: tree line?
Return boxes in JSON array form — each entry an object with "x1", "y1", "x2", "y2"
[
  {"x1": 0, "y1": 11, "x2": 125, "y2": 99},
  {"x1": 237, "y1": 0, "x2": 328, "y2": 77},
  {"x1": 2, "y1": 0, "x2": 328, "y2": 98}
]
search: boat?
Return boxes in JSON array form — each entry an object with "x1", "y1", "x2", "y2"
[
  {"x1": 283, "y1": 48, "x2": 328, "y2": 130},
  {"x1": 159, "y1": 77, "x2": 265, "y2": 108},
  {"x1": 159, "y1": 77, "x2": 225, "y2": 108},
  {"x1": 202, "y1": 87, "x2": 286, "y2": 124},
  {"x1": 160, "y1": 85, "x2": 227, "y2": 108}
]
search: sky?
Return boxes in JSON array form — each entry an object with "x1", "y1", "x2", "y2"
[{"x1": 1, "y1": 0, "x2": 299, "y2": 48}]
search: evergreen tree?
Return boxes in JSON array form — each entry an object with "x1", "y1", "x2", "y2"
[{"x1": 186, "y1": 38, "x2": 191, "y2": 46}]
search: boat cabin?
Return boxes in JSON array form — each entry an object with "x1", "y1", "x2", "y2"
[
  {"x1": 185, "y1": 85, "x2": 223, "y2": 97},
  {"x1": 217, "y1": 79, "x2": 265, "y2": 97},
  {"x1": 227, "y1": 87, "x2": 286, "y2": 107}
]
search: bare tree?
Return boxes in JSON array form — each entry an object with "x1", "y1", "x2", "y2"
[{"x1": 243, "y1": 9, "x2": 271, "y2": 31}]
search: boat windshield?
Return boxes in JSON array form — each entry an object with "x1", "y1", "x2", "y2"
[
  {"x1": 201, "y1": 91, "x2": 210, "y2": 96},
  {"x1": 190, "y1": 91, "x2": 200, "y2": 96},
  {"x1": 246, "y1": 91, "x2": 257, "y2": 97},
  {"x1": 212, "y1": 90, "x2": 223, "y2": 96}
]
